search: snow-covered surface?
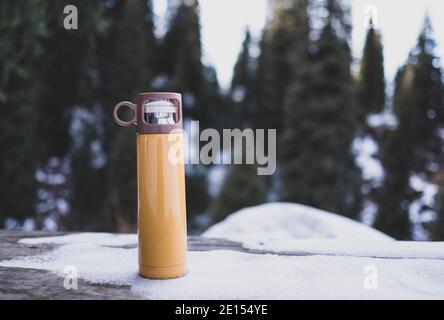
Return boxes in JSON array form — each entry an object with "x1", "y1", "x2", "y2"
[
  {"x1": 1, "y1": 233, "x2": 444, "y2": 299},
  {"x1": 203, "y1": 203, "x2": 444, "y2": 260},
  {"x1": 1, "y1": 203, "x2": 443, "y2": 299},
  {"x1": 19, "y1": 232, "x2": 137, "y2": 247},
  {"x1": 242, "y1": 238, "x2": 444, "y2": 259},
  {"x1": 203, "y1": 203, "x2": 393, "y2": 243}
]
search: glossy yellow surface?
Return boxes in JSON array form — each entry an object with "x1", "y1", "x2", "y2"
[{"x1": 137, "y1": 133, "x2": 187, "y2": 279}]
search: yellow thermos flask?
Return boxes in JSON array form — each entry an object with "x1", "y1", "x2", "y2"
[{"x1": 113, "y1": 92, "x2": 187, "y2": 279}]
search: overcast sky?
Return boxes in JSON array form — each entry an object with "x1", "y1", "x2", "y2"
[{"x1": 154, "y1": 0, "x2": 444, "y2": 89}]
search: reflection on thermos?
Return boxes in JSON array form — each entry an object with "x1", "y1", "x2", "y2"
[{"x1": 113, "y1": 92, "x2": 187, "y2": 279}]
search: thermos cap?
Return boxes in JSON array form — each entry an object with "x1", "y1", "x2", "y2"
[{"x1": 113, "y1": 92, "x2": 183, "y2": 134}]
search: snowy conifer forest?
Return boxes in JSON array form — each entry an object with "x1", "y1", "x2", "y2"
[{"x1": 1, "y1": 0, "x2": 444, "y2": 242}]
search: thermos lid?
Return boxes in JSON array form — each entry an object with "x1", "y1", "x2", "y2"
[{"x1": 113, "y1": 92, "x2": 182, "y2": 134}]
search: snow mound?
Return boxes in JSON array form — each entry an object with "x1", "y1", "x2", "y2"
[
  {"x1": 203, "y1": 203, "x2": 393, "y2": 243},
  {"x1": 1, "y1": 234, "x2": 444, "y2": 299}
]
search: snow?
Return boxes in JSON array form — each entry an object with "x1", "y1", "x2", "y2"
[
  {"x1": 4, "y1": 218, "x2": 36, "y2": 232},
  {"x1": 231, "y1": 86, "x2": 246, "y2": 103},
  {"x1": 42, "y1": 218, "x2": 58, "y2": 232},
  {"x1": 202, "y1": 203, "x2": 444, "y2": 259},
  {"x1": 207, "y1": 165, "x2": 227, "y2": 197},
  {"x1": 242, "y1": 239, "x2": 444, "y2": 259},
  {"x1": 150, "y1": 74, "x2": 169, "y2": 90},
  {"x1": 19, "y1": 232, "x2": 137, "y2": 247},
  {"x1": 408, "y1": 174, "x2": 439, "y2": 241},
  {"x1": 367, "y1": 112, "x2": 398, "y2": 129},
  {"x1": 203, "y1": 203, "x2": 393, "y2": 243},
  {"x1": 409, "y1": 175, "x2": 438, "y2": 214},
  {"x1": 352, "y1": 135, "x2": 384, "y2": 185},
  {"x1": 1, "y1": 233, "x2": 444, "y2": 299},
  {"x1": 1, "y1": 203, "x2": 444, "y2": 299},
  {"x1": 360, "y1": 200, "x2": 378, "y2": 226}
]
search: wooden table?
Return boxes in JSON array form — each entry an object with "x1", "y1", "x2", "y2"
[
  {"x1": 0, "y1": 230, "x2": 258, "y2": 300},
  {"x1": 3, "y1": 230, "x2": 443, "y2": 300}
]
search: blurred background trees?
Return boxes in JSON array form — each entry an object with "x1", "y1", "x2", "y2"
[
  {"x1": 356, "y1": 17, "x2": 385, "y2": 133},
  {"x1": 0, "y1": 0, "x2": 47, "y2": 228},
  {"x1": 98, "y1": 0, "x2": 157, "y2": 232},
  {"x1": 375, "y1": 16, "x2": 444, "y2": 239},
  {"x1": 281, "y1": 0, "x2": 363, "y2": 219},
  {"x1": 1, "y1": 0, "x2": 444, "y2": 240}
]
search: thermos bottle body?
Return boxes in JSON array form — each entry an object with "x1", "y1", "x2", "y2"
[
  {"x1": 113, "y1": 93, "x2": 187, "y2": 279},
  {"x1": 137, "y1": 133, "x2": 187, "y2": 279}
]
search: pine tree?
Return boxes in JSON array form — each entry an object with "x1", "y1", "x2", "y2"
[
  {"x1": 185, "y1": 165, "x2": 210, "y2": 231},
  {"x1": 254, "y1": 27, "x2": 273, "y2": 129},
  {"x1": 98, "y1": 0, "x2": 157, "y2": 231},
  {"x1": 160, "y1": 0, "x2": 204, "y2": 119},
  {"x1": 252, "y1": 0, "x2": 312, "y2": 198},
  {"x1": 0, "y1": 1, "x2": 47, "y2": 226},
  {"x1": 200, "y1": 65, "x2": 230, "y2": 130},
  {"x1": 232, "y1": 30, "x2": 253, "y2": 93},
  {"x1": 375, "y1": 16, "x2": 444, "y2": 240},
  {"x1": 99, "y1": 0, "x2": 156, "y2": 115},
  {"x1": 406, "y1": 16, "x2": 444, "y2": 171},
  {"x1": 38, "y1": 0, "x2": 105, "y2": 159},
  {"x1": 357, "y1": 19, "x2": 385, "y2": 127},
  {"x1": 106, "y1": 126, "x2": 137, "y2": 232},
  {"x1": 23, "y1": 0, "x2": 108, "y2": 230},
  {"x1": 211, "y1": 29, "x2": 266, "y2": 223},
  {"x1": 212, "y1": 164, "x2": 266, "y2": 223},
  {"x1": 254, "y1": 0, "x2": 310, "y2": 133},
  {"x1": 281, "y1": 0, "x2": 363, "y2": 218},
  {"x1": 231, "y1": 29, "x2": 254, "y2": 127},
  {"x1": 159, "y1": 0, "x2": 219, "y2": 230},
  {"x1": 432, "y1": 188, "x2": 444, "y2": 240},
  {"x1": 59, "y1": 2, "x2": 108, "y2": 231},
  {"x1": 160, "y1": 1, "x2": 226, "y2": 128},
  {"x1": 374, "y1": 67, "x2": 415, "y2": 239},
  {"x1": 68, "y1": 115, "x2": 108, "y2": 231}
]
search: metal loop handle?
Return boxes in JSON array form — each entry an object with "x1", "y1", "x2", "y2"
[{"x1": 113, "y1": 101, "x2": 137, "y2": 127}]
